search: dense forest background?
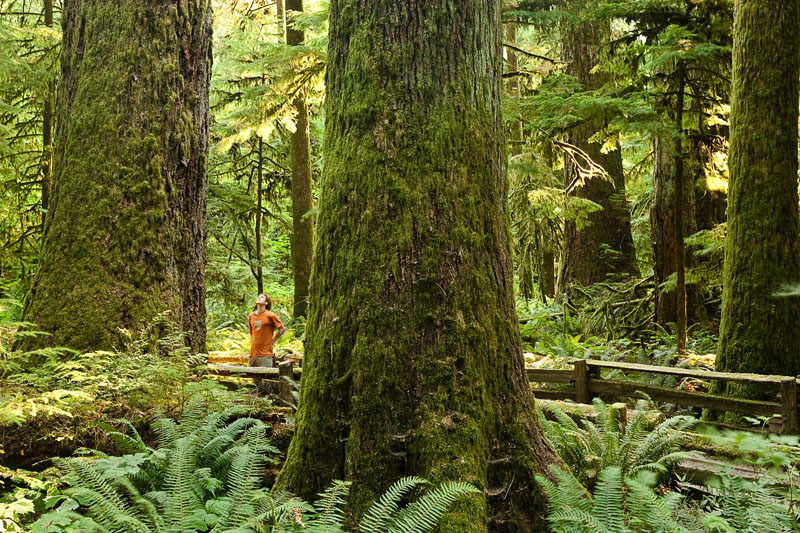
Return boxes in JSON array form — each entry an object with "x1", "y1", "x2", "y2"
[
  {"x1": 2, "y1": 0, "x2": 800, "y2": 531},
  {"x1": 0, "y1": 0, "x2": 736, "y2": 363}
]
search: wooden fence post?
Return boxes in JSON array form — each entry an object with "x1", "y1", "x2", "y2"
[
  {"x1": 279, "y1": 361, "x2": 295, "y2": 406},
  {"x1": 780, "y1": 377, "x2": 798, "y2": 435},
  {"x1": 574, "y1": 359, "x2": 590, "y2": 404}
]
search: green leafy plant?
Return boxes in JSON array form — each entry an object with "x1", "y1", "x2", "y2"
[
  {"x1": 29, "y1": 398, "x2": 478, "y2": 532},
  {"x1": 699, "y1": 472, "x2": 800, "y2": 532},
  {"x1": 31, "y1": 398, "x2": 280, "y2": 532},
  {"x1": 259, "y1": 476, "x2": 479, "y2": 533},
  {"x1": 540, "y1": 398, "x2": 696, "y2": 489},
  {"x1": 537, "y1": 466, "x2": 698, "y2": 533}
]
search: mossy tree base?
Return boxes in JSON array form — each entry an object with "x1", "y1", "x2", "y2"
[
  {"x1": 276, "y1": 1, "x2": 559, "y2": 531},
  {"x1": 24, "y1": 0, "x2": 211, "y2": 352}
]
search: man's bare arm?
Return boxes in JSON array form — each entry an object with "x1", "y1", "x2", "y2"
[{"x1": 273, "y1": 325, "x2": 285, "y2": 344}]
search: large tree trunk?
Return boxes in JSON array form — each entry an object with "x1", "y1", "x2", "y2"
[
  {"x1": 24, "y1": 0, "x2": 211, "y2": 352},
  {"x1": 286, "y1": 0, "x2": 313, "y2": 318},
  {"x1": 558, "y1": 10, "x2": 638, "y2": 290},
  {"x1": 277, "y1": 1, "x2": 558, "y2": 531},
  {"x1": 714, "y1": 0, "x2": 800, "y2": 396}
]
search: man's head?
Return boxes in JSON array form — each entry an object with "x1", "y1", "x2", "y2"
[{"x1": 255, "y1": 293, "x2": 272, "y2": 310}]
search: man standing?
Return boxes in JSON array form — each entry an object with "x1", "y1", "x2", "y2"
[{"x1": 248, "y1": 293, "x2": 285, "y2": 387}]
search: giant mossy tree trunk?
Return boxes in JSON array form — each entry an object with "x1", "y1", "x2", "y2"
[
  {"x1": 24, "y1": 0, "x2": 211, "y2": 352},
  {"x1": 558, "y1": 11, "x2": 638, "y2": 290},
  {"x1": 276, "y1": 1, "x2": 558, "y2": 531},
  {"x1": 286, "y1": 0, "x2": 313, "y2": 318},
  {"x1": 714, "y1": 0, "x2": 800, "y2": 395}
]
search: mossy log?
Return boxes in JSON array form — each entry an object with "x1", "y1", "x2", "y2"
[
  {"x1": 23, "y1": 0, "x2": 212, "y2": 352},
  {"x1": 276, "y1": 1, "x2": 559, "y2": 531}
]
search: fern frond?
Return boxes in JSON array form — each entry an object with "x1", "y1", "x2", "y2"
[
  {"x1": 214, "y1": 445, "x2": 267, "y2": 530},
  {"x1": 312, "y1": 480, "x2": 350, "y2": 527},
  {"x1": 386, "y1": 481, "x2": 480, "y2": 533},
  {"x1": 162, "y1": 435, "x2": 204, "y2": 531},
  {"x1": 549, "y1": 507, "x2": 609, "y2": 533},
  {"x1": 360, "y1": 476, "x2": 428, "y2": 533},
  {"x1": 538, "y1": 465, "x2": 593, "y2": 515},
  {"x1": 97, "y1": 419, "x2": 148, "y2": 455},
  {"x1": 591, "y1": 467, "x2": 628, "y2": 533},
  {"x1": 113, "y1": 475, "x2": 166, "y2": 531}
]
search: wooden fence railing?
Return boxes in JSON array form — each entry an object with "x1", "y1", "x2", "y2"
[
  {"x1": 527, "y1": 359, "x2": 799, "y2": 435},
  {"x1": 207, "y1": 355, "x2": 799, "y2": 434}
]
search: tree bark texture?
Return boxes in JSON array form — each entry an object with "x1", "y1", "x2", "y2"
[
  {"x1": 715, "y1": 0, "x2": 800, "y2": 396},
  {"x1": 277, "y1": 1, "x2": 558, "y2": 531},
  {"x1": 287, "y1": 0, "x2": 314, "y2": 318},
  {"x1": 24, "y1": 0, "x2": 211, "y2": 352},
  {"x1": 558, "y1": 12, "x2": 638, "y2": 290},
  {"x1": 40, "y1": 0, "x2": 54, "y2": 221},
  {"x1": 651, "y1": 136, "x2": 708, "y2": 329}
]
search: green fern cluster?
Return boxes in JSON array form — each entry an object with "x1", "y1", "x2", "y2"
[
  {"x1": 32, "y1": 397, "x2": 279, "y2": 532},
  {"x1": 537, "y1": 466, "x2": 699, "y2": 533},
  {"x1": 539, "y1": 399, "x2": 695, "y2": 489},
  {"x1": 31, "y1": 398, "x2": 478, "y2": 532},
  {"x1": 260, "y1": 476, "x2": 479, "y2": 533},
  {"x1": 699, "y1": 473, "x2": 800, "y2": 533}
]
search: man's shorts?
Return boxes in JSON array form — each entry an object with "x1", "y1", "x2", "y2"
[{"x1": 249, "y1": 355, "x2": 274, "y2": 368}]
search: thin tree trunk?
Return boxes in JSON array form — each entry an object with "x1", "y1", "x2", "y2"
[
  {"x1": 674, "y1": 65, "x2": 687, "y2": 352},
  {"x1": 24, "y1": 0, "x2": 211, "y2": 352},
  {"x1": 287, "y1": 0, "x2": 313, "y2": 318},
  {"x1": 40, "y1": 0, "x2": 53, "y2": 225},
  {"x1": 714, "y1": 0, "x2": 800, "y2": 399},
  {"x1": 277, "y1": 1, "x2": 558, "y2": 530},
  {"x1": 256, "y1": 137, "x2": 264, "y2": 294},
  {"x1": 276, "y1": 0, "x2": 286, "y2": 43},
  {"x1": 541, "y1": 250, "x2": 555, "y2": 299}
]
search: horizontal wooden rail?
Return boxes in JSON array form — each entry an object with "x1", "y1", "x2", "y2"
[
  {"x1": 526, "y1": 368, "x2": 573, "y2": 383},
  {"x1": 588, "y1": 379, "x2": 780, "y2": 418},
  {"x1": 583, "y1": 359, "x2": 797, "y2": 385},
  {"x1": 209, "y1": 364, "x2": 302, "y2": 380},
  {"x1": 207, "y1": 357, "x2": 799, "y2": 433}
]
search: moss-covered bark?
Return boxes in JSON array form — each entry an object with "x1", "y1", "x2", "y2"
[
  {"x1": 714, "y1": 0, "x2": 800, "y2": 397},
  {"x1": 558, "y1": 7, "x2": 638, "y2": 289},
  {"x1": 276, "y1": 1, "x2": 559, "y2": 530},
  {"x1": 286, "y1": 0, "x2": 313, "y2": 319},
  {"x1": 24, "y1": 0, "x2": 212, "y2": 352}
]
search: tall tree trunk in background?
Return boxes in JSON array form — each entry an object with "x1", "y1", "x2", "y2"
[
  {"x1": 651, "y1": 135, "x2": 708, "y2": 331},
  {"x1": 40, "y1": 0, "x2": 53, "y2": 225},
  {"x1": 673, "y1": 67, "x2": 687, "y2": 351},
  {"x1": 714, "y1": 0, "x2": 800, "y2": 397},
  {"x1": 255, "y1": 138, "x2": 264, "y2": 294},
  {"x1": 24, "y1": 0, "x2": 211, "y2": 352},
  {"x1": 277, "y1": 1, "x2": 558, "y2": 530},
  {"x1": 276, "y1": 0, "x2": 286, "y2": 42},
  {"x1": 287, "y1": 0, "x2": 313, "y2": 318},
  {"x1": 558, "y1": 9, "x2": 638, "y2": 291}
]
